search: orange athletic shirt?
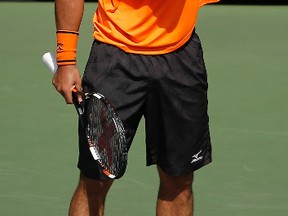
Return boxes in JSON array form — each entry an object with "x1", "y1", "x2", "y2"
[{"x1": 93, "y1": 0, "x2": 219, "y2": 55}]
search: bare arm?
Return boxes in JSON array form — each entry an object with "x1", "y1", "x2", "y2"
[
  {"x1": 55, "y1": 0, "x2": 84, "y2": 30},
  {"x1": 52, "y1": 0, "x2": 84, "y2": 104}
]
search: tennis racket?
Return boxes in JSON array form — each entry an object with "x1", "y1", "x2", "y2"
[{"x1": 42, "y1": 52, "x2": 127, "y2": 179}]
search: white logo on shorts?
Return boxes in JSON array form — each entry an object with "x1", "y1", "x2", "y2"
[{"x1": 191, "y1": 150, "x2": 203, "y2": 164}]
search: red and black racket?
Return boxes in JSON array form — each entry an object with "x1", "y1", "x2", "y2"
[{"x1": 42, "y1": 52, "x2": 127, "y2": 179}]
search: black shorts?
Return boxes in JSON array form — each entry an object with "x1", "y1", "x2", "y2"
[{"x1": 78, "y1": 31, "x2": 212, "y2": 180}]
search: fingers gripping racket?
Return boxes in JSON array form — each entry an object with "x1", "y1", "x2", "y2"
[{"x1": 42, "y1": 52, "x2": 127, "y2": 179}]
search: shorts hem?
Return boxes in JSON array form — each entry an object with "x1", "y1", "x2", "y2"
[
  {"x1": 77, "y1": 163, "x2": 113, "y2": 180},
  {"x1": 147, "y1": 159, "x2": 212, "y2": 176}
]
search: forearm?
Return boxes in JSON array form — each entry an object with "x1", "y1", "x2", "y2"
[
  {"x1": 53, "y1": 0, "x2": 84, "y2": 104},
  {"x1": 55, "y1": 0, "x2": 84, "y2": 65},
  {"x1": 55, "y1": 0, "x2": 84, "y2": 31}
]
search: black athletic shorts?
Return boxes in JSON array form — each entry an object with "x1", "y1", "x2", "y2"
[{"x1": 78, "y1": 30, "x2": 212, "y2": 180}]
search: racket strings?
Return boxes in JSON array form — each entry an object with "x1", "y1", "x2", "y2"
[{"x1": 85, "y1": 95, "x2": 127, "y2": 177}]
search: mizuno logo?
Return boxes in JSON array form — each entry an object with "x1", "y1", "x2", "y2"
[{"x1": 191, "y1": 150, "x2": 203, "y2": 164}]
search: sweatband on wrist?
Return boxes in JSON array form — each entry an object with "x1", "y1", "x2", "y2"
[{"x1": 56, "y1": 30, "x2": 79, "y2": 66}]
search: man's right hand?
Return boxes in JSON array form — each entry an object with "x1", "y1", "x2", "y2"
[{"x1": 52, "y1": 65, "x2": 82, "y2": 104}]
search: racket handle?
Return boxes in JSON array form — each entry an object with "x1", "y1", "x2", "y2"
[
  {"x1": 42, "y1": 52, "x2": 58, "y2": 74},
  {"x1": 42, "y1": 52, "x2": 79, "y2": 96}
]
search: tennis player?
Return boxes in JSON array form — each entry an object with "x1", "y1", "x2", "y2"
[{"x1": 52, "y1": 0, "x2": 219, "y2": 215}]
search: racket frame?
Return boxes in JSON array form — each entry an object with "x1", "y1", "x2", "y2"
[{"x1": 72, "y1": 91, "x2": 127, "y2": 179}]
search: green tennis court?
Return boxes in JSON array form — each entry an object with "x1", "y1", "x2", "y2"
[{"x1": 0, "y1": 2, "x2": 287, "y2": 215}]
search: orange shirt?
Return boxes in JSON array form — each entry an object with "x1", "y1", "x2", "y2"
[{"x1": 93, "y1": 0, "x2": 219, "y2": 55}]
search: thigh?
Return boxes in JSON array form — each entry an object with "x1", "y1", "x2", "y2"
[
  {"x1": 145, "y1": 32, "x2": 212, "y2": 176},
  {"x1": 78, "y1": 41, "x2": 149, "y2": 179}
]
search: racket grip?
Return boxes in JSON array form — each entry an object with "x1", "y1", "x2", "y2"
[{"x1": 42, "y1": 52, "x2": 58, "y2": 74}]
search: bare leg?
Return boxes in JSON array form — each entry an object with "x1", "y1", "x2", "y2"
[
  {"x1": 156, "y1": 166, "x2": 194, "y2": 216},
  {"x1": 69, "y1": 173, "x2": 113, "y2": 216}
]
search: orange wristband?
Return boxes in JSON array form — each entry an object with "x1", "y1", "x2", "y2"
[{"x1": 56, "y1": 30, "x2": 79, "y2": 66}]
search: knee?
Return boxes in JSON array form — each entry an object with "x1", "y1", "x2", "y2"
[
  {"x1": 157, "y1": 167, "x2": 194, "y2": 200},
  {"x1": 79, "y1": 172, "x2": 113, "y2": 197}
]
